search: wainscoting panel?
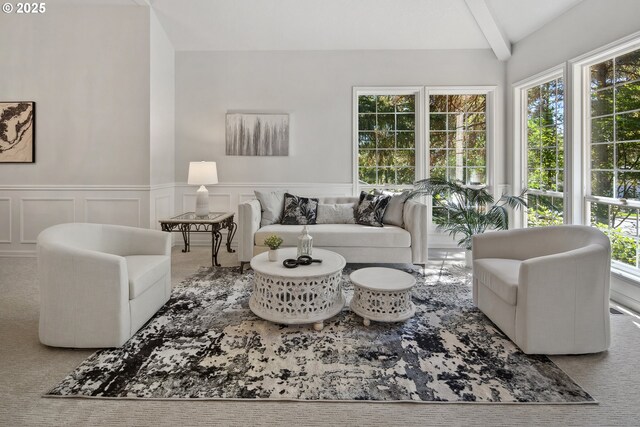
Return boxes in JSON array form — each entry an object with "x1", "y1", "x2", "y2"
[
  {"x1": 0, "y1": 198, "x2": 12, "y2": 243},
  {"x1": 20, "y1": 198, "x2": 76, "y2": 243},
  {"x1": 85, "y1": 198, "x2": 141, "y2": 227},
  {"x1": 0, "y1": 186, "x2": 151, "y2": 256}
]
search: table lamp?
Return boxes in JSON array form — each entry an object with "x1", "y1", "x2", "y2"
[{"x1": 188, "y1": 161, "x2": 218, "y2": 217}]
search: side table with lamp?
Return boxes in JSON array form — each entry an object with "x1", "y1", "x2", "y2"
[{"x1": 159, "y1": 161, "x2": 238, "y2": 267}]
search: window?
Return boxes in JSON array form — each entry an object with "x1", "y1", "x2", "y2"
[
  {"x1": 587, "y1": 47, "x2": 640, "y2": 270},
  {"x1": 428, "y1": 94, "x2": 487, "y2": 185},
  {"x1": 525, "y1": 77, "x2": 565, "y2": 226},
  {"x1": 356, "y1": 93, "x2": 418, "y2": 186}
]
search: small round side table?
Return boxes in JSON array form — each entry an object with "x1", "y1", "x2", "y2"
[{"x1": 349, "y1": 267, "x2": 416, "y2": 326}]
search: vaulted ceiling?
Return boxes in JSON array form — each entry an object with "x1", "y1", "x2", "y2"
[{"x1": 58, "y1": 0, "x2": 585, "y2": 59}]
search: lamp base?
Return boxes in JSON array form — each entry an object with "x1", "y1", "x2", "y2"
[{"x1": 195, "y1": 185, "x2": 209, "y2": 217}]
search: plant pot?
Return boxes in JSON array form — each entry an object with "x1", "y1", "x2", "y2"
[
  {"x1": 268, "y1": 249, "x2": 278, "y2": 262},
  {"x1": 465, "y1": 249, "x2": 473, "y2": 269}
]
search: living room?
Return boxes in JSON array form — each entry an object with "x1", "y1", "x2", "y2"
[{"x1": 1, "y1": 0, "x2": 639, "y2": 425}]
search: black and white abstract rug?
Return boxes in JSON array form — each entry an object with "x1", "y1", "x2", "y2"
[{"x1": 45, "y1": 264, "x2": 595, "y2": 403}]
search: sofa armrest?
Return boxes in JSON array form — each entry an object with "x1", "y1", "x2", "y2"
[
  {"x1": 238, "y1": 200, "x2": 262, "y2": 262},
  {"x1": 104, "y1": 224, "x2": 171, "y2": 256},
  {"x1": 403, "y1": 199, "x2": 428, "y2": 264},
  {"x1": 516, "y1": 244, "x2": 611, "y2": 353}
]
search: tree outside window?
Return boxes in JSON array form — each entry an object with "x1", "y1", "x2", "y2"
[{"x1": 357, "y1": 94, "x2": 416, "y2": 186}]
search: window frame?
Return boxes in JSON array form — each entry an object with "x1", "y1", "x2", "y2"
[
  {"x1": 512, "y1": 65, "x2": 567, "y2": 229},
  {"x1": 352, "y1": 87, "x2": 425, "y2": 195},
  {"x1": 352, "y1": 86, "x2": 496, "y2": 240},
  {"x1": 570, "y1": 32, "x2": 640, "y2": 276}
]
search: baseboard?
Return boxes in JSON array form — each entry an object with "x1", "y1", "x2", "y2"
[{"x1": 0, "y1": 250, "x2": 37, "y2": 257}]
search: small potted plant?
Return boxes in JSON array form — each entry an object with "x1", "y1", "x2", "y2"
[{"x1": 264, "y1": 235, "x2": 283, "y2": 261}]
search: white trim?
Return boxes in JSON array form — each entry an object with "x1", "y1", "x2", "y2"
[
  {"x1": 0, "y1": 198, "x2": 11, "y2": 243},
  {"x1": 0, "y1": 250, "x2": 36, "y2": 258},
  {"x1": 0, "y1": 184, "x2": 150, "y2": 191},
  {"x1": 464, "y1": 0, "x2": 511, "y2": 61},
  {"x1": 512, "y1": 64, "x2": 566, "y2": 228}
]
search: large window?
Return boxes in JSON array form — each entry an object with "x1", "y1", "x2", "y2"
[
  {"x1": 428, "y1": 94, "x2": 487, "y2": 185},
  {"x1": 357, "y1": 93, "x2": 417, "y2": 186},
  {"x1": 526, "y1": 77, "x2": 565, "y2": 226},
  {"x1": 588, "y1": 47, "x2": 640, "y2": 270}
]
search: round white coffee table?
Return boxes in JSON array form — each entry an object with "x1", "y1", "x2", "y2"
[
  {"x1": 249, "y1": 248, "x2": 346, "y2": 331},
  {"x1": 349, "y1": 267, "x2": 416, "y2": 326}
]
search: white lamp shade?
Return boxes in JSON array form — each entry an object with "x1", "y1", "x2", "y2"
[{"x1": 188, "y1": 161, "x2": 218, "y2": 185}]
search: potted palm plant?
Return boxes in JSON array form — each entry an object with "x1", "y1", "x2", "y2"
[
  {"x1": 264, "y1": 235, "x2": 284, "y2": 262},
  {"x1": 408, "y1": 178, "x2": 527, "y2": 267}
]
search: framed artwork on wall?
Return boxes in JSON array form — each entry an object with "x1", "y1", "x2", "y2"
[
  {"x1": 225, "y1": 113, "x2": 289, "y2": 156},
  {"x1": 0, "y1": 101, "x2": 35, "y2": 163}
]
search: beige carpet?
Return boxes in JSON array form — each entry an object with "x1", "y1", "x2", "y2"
[{"x1": 1, "y1": 247, "x2": 639, "y2": 426}]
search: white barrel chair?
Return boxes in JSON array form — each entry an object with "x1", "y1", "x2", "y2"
[
  {"x1": 37, "y1": 223, "x2": 171, "y2": 348},
  {"x1": 472, "y1": 225, "x2": 611, "y2": 355}
]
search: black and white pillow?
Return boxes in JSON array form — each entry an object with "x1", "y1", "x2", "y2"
[
  {"x1": 281, "y1": 193, "x2": 319, "y2": 225},
  {"x1": 354, "y1": 191, "x2": 391, "y2": 227}
]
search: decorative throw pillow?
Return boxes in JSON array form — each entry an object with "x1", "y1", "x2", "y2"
[
  {"x1": 281, "y1": 193, "x2": 319, "y2": 225},
  {"x1": 316, "y1": 203, "x2": 356, "y2": 224},
  {"x1": 374, "y1": 189, "x2": 411, "y2": 227},
  {"x1": 254, "y1": 190, "x2": 285, "y2": 227},
  {"x1": 354, "y1": 191, "x2": 391, "y2": 227}
]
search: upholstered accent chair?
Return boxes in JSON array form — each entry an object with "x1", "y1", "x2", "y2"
[
  {"x1": 472, "y1": 225, "x2": 611, "y2": 355},
  {"x1": 37, "y1": 223, "x2": 171, "y2": 348}
]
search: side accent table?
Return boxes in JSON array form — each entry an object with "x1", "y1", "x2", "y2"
[
  {"x1": 349, "y1": 267, "x2": 416, "y2": 326},
  {"x1": 159, "y1": 212, "x2": 237, "y2": 267}
]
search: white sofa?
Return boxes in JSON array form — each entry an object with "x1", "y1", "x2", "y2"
[
  {"x1": 472, "y1": 225, "x2": 611, "y2": 355},
  {"x1": 238, "y1": 196, "x2": 428, "y2": 271},
  {"x1": 37, "y1": 223, "x2": 171, "y2": 348}
]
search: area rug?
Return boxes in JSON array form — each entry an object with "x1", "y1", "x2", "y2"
[{"x1": 45, "y1": 264, "x2": 595, "y2": 404}]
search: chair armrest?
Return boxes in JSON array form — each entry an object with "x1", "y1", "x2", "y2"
[
  {"x1": 38, "y1": 244, "x2": 130, "y2": 347},
  {"x1": 238, "y1": 200, "x2": 262, "y2": 262},
  {"x1": 403, "y1": 199, "x2": 428, "y2": 264},
  {"x1": 516, "y1": 244, "x2": 611, "y2": 352}
]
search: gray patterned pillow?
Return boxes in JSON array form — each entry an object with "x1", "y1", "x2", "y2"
[
  {"x1": 374, "y1": 189, "x2": 410, "y2": 227},
  {"x1": 281, "y1": 193, "x2": 319, "y2": 225},
  {"x1": 316, "y1": 203, "x2": 356, "y2": 224},
  {"x1": 354, "y1": 191, "x2": 391, "y2": 227}
]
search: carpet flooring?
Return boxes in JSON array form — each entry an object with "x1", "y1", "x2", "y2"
[{"x1": 46, "y1": 264, "x2": 593, "y2": 403}]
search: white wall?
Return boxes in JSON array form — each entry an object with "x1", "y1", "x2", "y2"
[
  {"x1": 0, "y1": 5, "x2": 152, "y2": 255},
  {"x1": 506, "y1": 0, "x2": 640, "y2": 311},
  {"x1": 149, "y1": 9, "x2": 176, "y2": 230},
  {"x1": 0, "y1": 5, "x2": 150, "y2": 185},
  {"x1": 175, "y1": 49, "x2": 506, "y2": 186}
]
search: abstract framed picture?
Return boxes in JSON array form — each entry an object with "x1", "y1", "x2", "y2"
[
  {"x1": 0, "y1": 102, "x2": 35, "y2": 163},
  {"x1": 226, "y1": 113, "x2": 289, "y2": 156}
]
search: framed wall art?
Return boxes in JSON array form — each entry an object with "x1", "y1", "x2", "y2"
[
  {"x1": 226, "y1": 113, "x2": 289, "y2": 156},
  {"x1": 0, "y1": 101, "x2": 35, "y2": 163}
]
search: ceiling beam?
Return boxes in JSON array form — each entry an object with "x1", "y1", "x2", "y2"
[{"x1": 464, "y1": 0, "x2": 511, "y2": 61}]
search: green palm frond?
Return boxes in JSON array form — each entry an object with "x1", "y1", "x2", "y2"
[{"x1": 410, "y1": 178, "x2": 526, "y2": 250}]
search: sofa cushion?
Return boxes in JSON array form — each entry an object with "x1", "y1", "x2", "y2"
[
  {"x1": 254, "y1": 190, "x2": 286, "y2": 226},
  {"x1": 374, "y1": 189, "x2": 410, "y2": 227},
  {"x1": 316, "y1": 203, "x2": 356, "y2": 224},
  {"x1": 281, "y1": 193, "x2": 319, "y2": 225},
  {"x1": 473, "y1": 258, "x2": 521, "y2": 305},
  {"x1": 255, "y1": 224, "x2": 411, "y2": 248},
  {"x1": 125, "y1": 255, "x2": 170, "y2": 299},
  {"x1": 354, "y1": 191, "x2": 391, "y2": 227}
]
